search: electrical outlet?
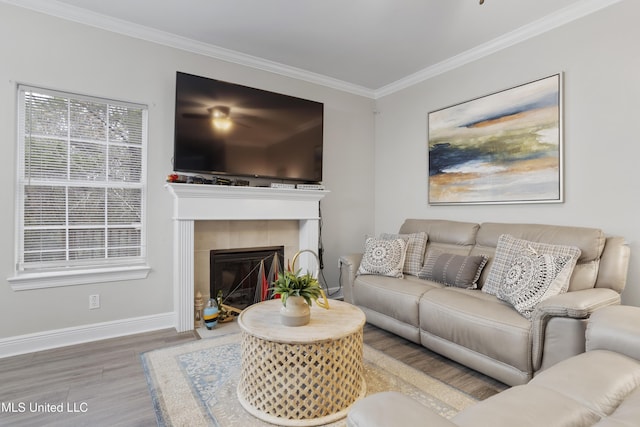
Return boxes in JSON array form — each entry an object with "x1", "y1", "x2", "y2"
[{"x1": 89, "y1": 294, "x2": 100, "y2": 309}]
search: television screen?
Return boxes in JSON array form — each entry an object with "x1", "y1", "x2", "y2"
[{"x1": 173, "y1": 72, "x2": 324, "y2": 183}]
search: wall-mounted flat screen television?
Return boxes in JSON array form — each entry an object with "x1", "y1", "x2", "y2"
[{"x1": 173, "y1": 72, "x2": 324, "y2": 183}]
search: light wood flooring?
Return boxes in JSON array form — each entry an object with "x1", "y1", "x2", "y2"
[
  {"x1": 0, "y1": 329, "x2": 199, "y2": 427},
  {"x1": 0, "y1": 323, "x2": 508, "y2": 426}
]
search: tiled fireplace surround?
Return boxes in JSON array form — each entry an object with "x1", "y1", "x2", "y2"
[{"x1": 166, "y1": 183, "x2": 328, "y2": 332}]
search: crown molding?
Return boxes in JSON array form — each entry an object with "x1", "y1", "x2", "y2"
[
  {"x1": 375, "y1": 0, "x2": 624, "y2": 98},
  {"x1": 1, "y1": 0, "x2": 376, "y2": 98},
  {"x1": 2, "y1": 0, "x2": 623, "y2": 99}
]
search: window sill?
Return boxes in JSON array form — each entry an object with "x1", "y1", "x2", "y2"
[{"x1": 7, "y1": 265, "x2": 151, "y2": 291}]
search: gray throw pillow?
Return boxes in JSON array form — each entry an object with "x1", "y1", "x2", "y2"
[
  {"x1": 357, "y1": 237, "x2": 407, "y2": 278},
  {"x1": 483, "y1": 234, "x2": 581, "y2": 296},
  {"x1": 418, "y1": 250, "x2": 488, "y2": 289},
  {"x1": 379, "y1": 232, "x2": 428, "y2": 276}
]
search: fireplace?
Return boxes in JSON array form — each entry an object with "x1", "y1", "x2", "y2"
[
  {"x1": 166, "y1": 183, "x2": 328, "y2": 332},
  {"x1": 210, "y1": 246, "x2": 284, "y2": 310}
]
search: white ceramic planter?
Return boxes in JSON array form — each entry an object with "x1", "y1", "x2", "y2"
[{"x1": 280, "y1": 296, "x2": 311, "y2": 326}]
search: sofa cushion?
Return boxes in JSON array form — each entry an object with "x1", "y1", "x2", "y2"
[
  {"x1": 418, "y1": 250, "x2": 488, "y2": 289},
  {"x1": 483, "y1": 234, "x2": 581, "y2": 296},
  {"x1": 419, "y1": 288, "x2": 532, "y2": 372},
  {"x1": 353, "y1": 274, "x2": 440, "y2": 328},
  {"x1": 357, "y1": 237, "x2": 407, "y2": 278},
  {"x1": 399, "y1": 219, "x2": 479, "y2": 247},
  {"x1": 587, "y1": 305, "x2": 640, "y2": 361},
  {"x1": 380, "y1": 232, "x2": 428, "y2": 276},
  {"x1": 452, "y1": 385, "x2": 601, "y2": 427},
  {"x1": 347, "y1": 391, "x2": 459, "y2": 427},
  {"x1": 530, "y1": 349, "x2": 640, "y2": 418},
  {"x1": 476, "y1": 223, "x2": 605, "y2": 292},
  {"x1": 497, "y1": 247, "x2": 573, "y2": 319},
  {"x1": 603, "y1": 387, "x2": 640, "y2": 426}
]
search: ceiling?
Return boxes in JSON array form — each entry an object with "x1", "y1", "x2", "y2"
[{"x1": 5, "y1": 0, "x2": 621, "y2": 97}]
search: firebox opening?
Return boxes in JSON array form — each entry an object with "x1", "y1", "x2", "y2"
[{"x1": 210, "y1": 246, "x2": 285, "y2": 310}]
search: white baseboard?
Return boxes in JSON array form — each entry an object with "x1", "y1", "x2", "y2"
[{"x1": 0, "y1": 312, "x2": 176, "y2": 358}]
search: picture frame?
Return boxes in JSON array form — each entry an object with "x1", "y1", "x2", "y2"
[{"x1": 428, "y1": 73, "x2": 563, "y2": 205}]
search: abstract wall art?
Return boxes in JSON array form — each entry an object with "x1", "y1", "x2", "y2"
[{"x1": 428, "y1": 74, "x2": 563, "y2": 205}]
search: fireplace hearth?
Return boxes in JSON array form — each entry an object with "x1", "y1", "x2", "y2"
[{"x1": 210, "y1": 246, "x2": 284, "y2": 310}]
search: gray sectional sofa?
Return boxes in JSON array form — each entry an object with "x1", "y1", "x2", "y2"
[
  {"x1": 339, "y1": 219, "x2": 630, "y2": 386},
  {"x1": 347, "y1": 305, "x2": 640, "y2": 427}
]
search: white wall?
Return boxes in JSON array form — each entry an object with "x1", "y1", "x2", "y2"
[
  {"x1": 0, "y1": 3, "x2": 375, "y2": 340},
  {"x1": 373, "y1": 1, "x2": 640, "y2": 306}
]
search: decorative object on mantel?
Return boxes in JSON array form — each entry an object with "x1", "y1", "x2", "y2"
[
  {"x1": 166, "y1": 173, "x2": 232, "y2": 185},
  {"x1": 270, "y1": 249, "x2": 330, "y2": 326},
  {"x1": 428, "y1": 73, "x2": 563, "y2": 205}
]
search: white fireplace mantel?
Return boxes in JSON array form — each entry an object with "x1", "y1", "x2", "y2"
[{"x1": 165, "y1": 183, "x2": 329, "y2": 332}]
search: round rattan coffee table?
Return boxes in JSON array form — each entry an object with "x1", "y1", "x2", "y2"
[{"x1": 237, "y1": 299, "x2": 366, "y2": 426}]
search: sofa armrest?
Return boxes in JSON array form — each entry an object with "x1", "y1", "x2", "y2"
[
  {"x1": 531, "y1": 288, "x2": 621, "y2": 371},
  {"x1": 587, "y1": 305, "x2": 640, "y2": 361},
  {"x1": 347, "y1": 391, "x2": 457, "y2": 427},
  {"x1": 596, "y1": 236, "x2": 630, "y2": 294},
  {"x1": 339, "y1": 253, "x2": 362, "y2": 304}
]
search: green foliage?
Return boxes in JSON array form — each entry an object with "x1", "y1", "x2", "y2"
[{"x1": 270, "y1": 269, "x2": 323, "y2": 307}]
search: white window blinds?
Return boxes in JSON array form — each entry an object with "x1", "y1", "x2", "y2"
[{"x1": 16, "y1": 85, "x2": 147, "y2": 272}]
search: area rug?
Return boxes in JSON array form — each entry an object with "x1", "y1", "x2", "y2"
[{"x1": 142, "y1": 333, "x2": 476, "y2": 426}]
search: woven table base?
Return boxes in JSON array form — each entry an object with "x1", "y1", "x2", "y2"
[
  {"x1": 238, "y1": 330, "x2": 366, "y2": 426},
  {"x1": 236, "y1": 300, "x2": 367, "y2": 426}
]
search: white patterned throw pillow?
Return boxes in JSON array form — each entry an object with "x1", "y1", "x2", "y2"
[
  {"x1": 497, "y1": 245, "x2": 573, "y2": 319},
  {"x1": 357, "y1": 237, "x2": 408, "y2": 278},
  {"x1": 483, "y1": 234, "x2": 581, "y2": 296},
  {"x1": 379, "y1": 232, "x2": 428, "y2": 276}
]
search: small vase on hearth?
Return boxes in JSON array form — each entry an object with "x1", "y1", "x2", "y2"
[{"x1": 203, "y1": 298, "x2": 219, "y2": 329}]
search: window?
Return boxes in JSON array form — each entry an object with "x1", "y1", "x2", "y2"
[{"x1": 9, "y1": 85, "x2": 149, "y2": 290}]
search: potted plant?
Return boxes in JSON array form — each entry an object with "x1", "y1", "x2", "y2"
[{"x1": 270, "y1": 268, "x2": 329, "y2": 326}]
